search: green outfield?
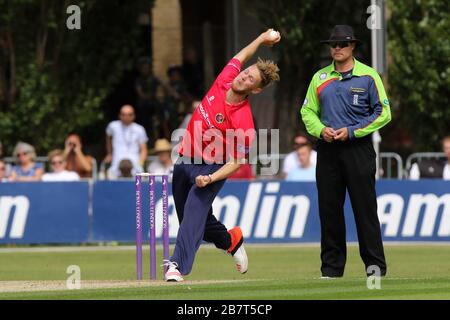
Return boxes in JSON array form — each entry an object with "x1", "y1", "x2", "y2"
[{"x1": 0, "y1": 244, "x2": 449, "y2": 299}]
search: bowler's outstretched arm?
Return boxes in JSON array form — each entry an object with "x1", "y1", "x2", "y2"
[{"x1": 234, "y1": 29, "x2": 281, "y2": 64}]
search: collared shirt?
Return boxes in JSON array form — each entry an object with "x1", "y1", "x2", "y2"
[
  {"x1": 301, "y1": 58, "x2": 391, "y2": 140},
  {"x1": 179, "y1": 58, "x2": 255, "y2": 163}
]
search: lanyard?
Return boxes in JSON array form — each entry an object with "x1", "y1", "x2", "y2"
[{"x1": 121, "y1": 124, "x2": 134, "y2": 152}]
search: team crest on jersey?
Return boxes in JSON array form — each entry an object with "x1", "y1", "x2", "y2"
[
  {"x1": 319, "y1": 73, "x2": 327, "y2": 80},
  {"x1": 215, "y1": 113, "x2": 225, "y2": 124}
]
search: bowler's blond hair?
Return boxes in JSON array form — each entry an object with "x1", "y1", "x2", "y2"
[{"x1": 256, "y1": 58, "x2": 280, "y2": 88}]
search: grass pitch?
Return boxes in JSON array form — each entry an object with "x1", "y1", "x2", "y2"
[{"x1": 0, "y1": 244, "x2": 449, "y2": 299}]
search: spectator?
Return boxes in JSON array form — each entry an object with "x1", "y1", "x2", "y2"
[
  {"x1": 282, "y1": 132, "x2": 317, "y2": 179},
  {"x1": 135, "y1": 57, "x2": 163, "y2": 141},
  {"x1": 42, "y1": 150, "x2": 80, "y2": 182},
  {"x1": 409, "y1": 135, "x2": 450, "y2": 180},
  {"x1": 0, "y1": 159, "x2": 8, "y2": 182},
  {"x1": 9, "y1": 142, "x2": 44, "y2": 181},
  {"x1": 118, "y1": 159, "x2": 133, "y2": 178},
  {"x1": 104, "y1": 105, "x2": 148, "y2": 179},
  {"x1": 64, "y1": 133, "x2": 93, "y2": 178},
  {"x1": 147, "y1": 139, "x2": 173, "y2": 179},
  {"x1": 286, "y1": 143, "x2": 316, "y2": 181}
]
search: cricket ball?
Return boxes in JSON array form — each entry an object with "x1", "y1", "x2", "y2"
[{"x1": 269, "y1": 30, "x2": 279, "y2": 41}]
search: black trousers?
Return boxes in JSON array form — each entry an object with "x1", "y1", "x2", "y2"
[{"x1": 316, "y1": 135, "x2": 387, "y2": 277}]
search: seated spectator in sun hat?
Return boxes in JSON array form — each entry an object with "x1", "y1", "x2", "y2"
[{"x1": 147, "y1": 138, "x2": 174, "y2": 180}]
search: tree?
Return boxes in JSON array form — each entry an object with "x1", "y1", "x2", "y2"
[
  {"x1": 250, "y1": 0, "x2": 371, "y2": 151},
  {"x1": 0, "y1": 0, "x2": 153, "y2": 154},
  {"x1": 387, "y1": 0, "x2": 450, "y2": 151}
]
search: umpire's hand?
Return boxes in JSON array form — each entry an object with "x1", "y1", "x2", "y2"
[
  {"x1": 321, "y1": 127, "x2": 336, "y2": 142},
  {"x1": 334, "y1": 127, "x2": 349, "y2": 141}
]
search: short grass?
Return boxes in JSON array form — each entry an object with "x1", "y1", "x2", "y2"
[{"x1": 0, "y1": 244, "x2": 449, "y2": 299}]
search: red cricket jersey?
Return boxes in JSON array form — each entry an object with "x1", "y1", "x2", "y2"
[
  {"x1": 179, "y1": 58, "x2": 255, "y2": 163},
  {"x1": 229, "y1": 164, "x2": 255, "y2": 180}
]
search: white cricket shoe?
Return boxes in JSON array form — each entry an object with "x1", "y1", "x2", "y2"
[
  {"x1": 232, "y1": 245, "x2": 248, "y2": 274},
  {"x1": 163, "y1": 260, "x2": 184, "y2": 282},
  {"x1": 227, "y1": 227, "x2": 248, "y2": 274}
]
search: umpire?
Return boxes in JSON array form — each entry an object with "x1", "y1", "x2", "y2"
[{"x1": 301, "y1": 25, "x2": 391, "y2": 277}]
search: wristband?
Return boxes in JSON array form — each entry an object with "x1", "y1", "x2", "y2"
[{"x1": 208, "y1": 174, "x2": 213, "y2": 183}]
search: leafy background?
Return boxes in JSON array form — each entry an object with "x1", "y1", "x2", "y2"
[{"x1": 0, "y1": 0, "x2": 448, "y2": 159}]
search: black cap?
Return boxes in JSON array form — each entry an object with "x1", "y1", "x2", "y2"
[{"x1": 320, "y1": 25, "x2": 362, "y2": 44}]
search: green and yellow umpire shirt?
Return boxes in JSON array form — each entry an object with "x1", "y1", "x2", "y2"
[{"x1": 301, "y1": 58, "x2": 391, "y2": 140}]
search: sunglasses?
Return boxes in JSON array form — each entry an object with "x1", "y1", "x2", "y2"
[
  {"x1": 330, "y1": 41, "x2": 350, "y2": 48},
  {"x1": 51, "y1": 160, "x2": 64, "y2": 165}
]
